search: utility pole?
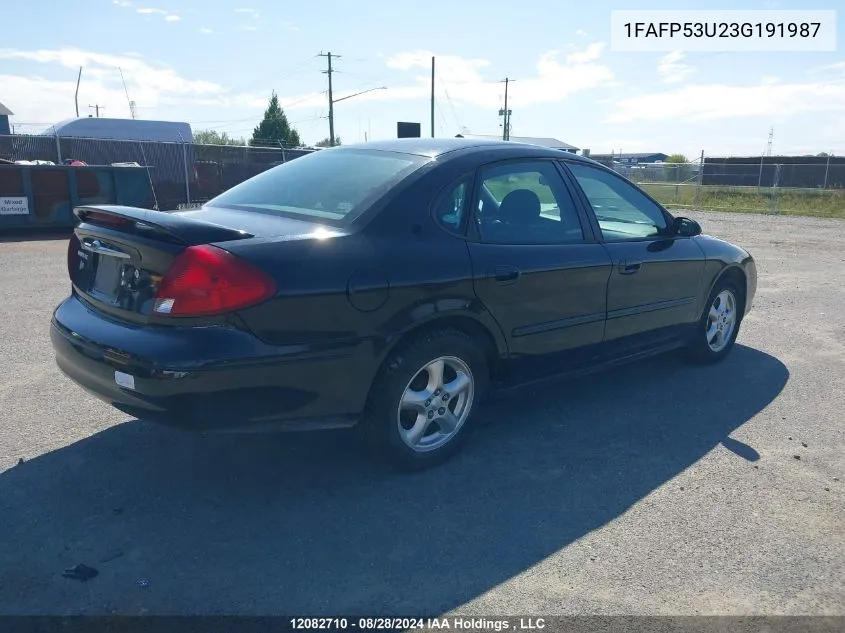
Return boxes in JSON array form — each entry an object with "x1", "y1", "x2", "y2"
[
  {"x1": 430, "y1": 56, "x2": 435, "y2": 138},
  {"x1": 119, "y1": 67, "x2": 136, "y2": 119},
  {"x1": 75, "y1": 67, "x2": 82, "y2": 117},
  {"x1": 88, "y1": 104, "x2": 104, "y2": 118},
  {"x1": 499, "y1": 78, "x2": 513, "y2": 140},
  {"x1": 319, "y1": 51, "x2": 339, "y2": 146},
  {"x1": 694, "y1": 149, "x2": 704, "y2": 210},
  {"x1": 824, "y1": 150, "x2": 832, "y2": 189}
]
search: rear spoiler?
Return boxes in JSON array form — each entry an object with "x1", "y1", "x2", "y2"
[{"x1": 74, "y1": 205, "x2": 253, "y2": 245}]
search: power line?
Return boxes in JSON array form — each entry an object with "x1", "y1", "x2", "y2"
[
  {"x1": 438, "y1": 75, "x2": 462, "y2": 133},
  {"x1": 275, "y1": 55, "x2": 321, "y2": 81},
  {"x1": 187, "y1": 93, "x2": 325, "y2": 126},
  {"x1": 118, "y1": 67, "x2": 136, "y2": 119},
  {"x1": 434, "y1": 95, "x2": 450, "y2": 136}
]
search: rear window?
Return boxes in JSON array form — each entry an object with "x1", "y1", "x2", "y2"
[{"x1": 205, "y1": 148, "x2": 427, "y2": 224}]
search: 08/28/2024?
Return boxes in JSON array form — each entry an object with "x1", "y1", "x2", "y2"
[{"x1": 290, "y1": 617, "x2": 429, "y2": 630}]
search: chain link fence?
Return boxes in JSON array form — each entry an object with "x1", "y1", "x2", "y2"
[
  {"x1": 614, "y1": 157, "x2": 845, "y2": 218},
  {"x1": 3, "y1": 134, "x2": 844, "y2": 218},
  {"x1": 0, "y1": 133, "x2": 315, "y2": 211}
]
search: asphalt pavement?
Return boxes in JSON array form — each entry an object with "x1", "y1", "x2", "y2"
[{"x1": 0, "y1": 211, "x2": 842, "y2": 616}]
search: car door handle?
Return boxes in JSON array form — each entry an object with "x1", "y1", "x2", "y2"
[
  {"x1": 618, "y1": 260, "x2": 642, "y2": 275},
  {"x1": 492, "y1": 265, "x2": 520, "y2": 283}
]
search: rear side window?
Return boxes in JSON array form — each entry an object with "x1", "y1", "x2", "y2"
[{"x1": 206, "y1": 149, "x2": 427, "y2": 224}]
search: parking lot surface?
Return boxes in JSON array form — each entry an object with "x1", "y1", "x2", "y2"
[{"x1": 0, "y1": 211, "x2": 843, "y2": 616}]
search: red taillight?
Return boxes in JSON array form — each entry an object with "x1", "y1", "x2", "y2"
[
  {"x1": 153, "y1": 245, "x2": 276, "y2": 317},
  {"x1": 83, "y1": 211, "x2": 134, "y2": 228},
  {"x1": 67, "y1": 234, "x2": 81, "y2": 279}
]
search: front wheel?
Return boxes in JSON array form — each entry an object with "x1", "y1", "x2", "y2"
[
  {"x1": 686, "y1": 280, "x2": 743, "y2": 364},
  {"x1": 362, "y1": 329, "x2": 488, "y2": 471}
]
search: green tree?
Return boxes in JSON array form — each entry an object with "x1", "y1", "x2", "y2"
[
  {"x1": 250, "y1": 91, "x2": 301, "y2": 148},
  {"x1": 193, "y1": 129, "x2": 246, "y2": 146},
  {"x1": 315, "y1": 136, "x2": 341, "y2": 147},
  {"x1": 665, "y1": 153, "x2": 692, "y2": 182}
]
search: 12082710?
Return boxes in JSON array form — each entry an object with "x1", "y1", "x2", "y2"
[{"x1": 289, "y1": 617, "x2": 349, "y2": 629}]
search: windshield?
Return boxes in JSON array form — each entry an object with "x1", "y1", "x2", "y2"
[{"x1": 205, "y1": 148, "x2": 428, "y2": 224}]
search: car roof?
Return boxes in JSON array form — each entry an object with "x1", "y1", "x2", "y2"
[{"x1": 340, "y1": 137, "x2": 598, "y2": 164}]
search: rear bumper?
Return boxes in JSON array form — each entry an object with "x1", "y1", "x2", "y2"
[{"x1": 50, "y1": 294, "x2": 373, "y2": 432}]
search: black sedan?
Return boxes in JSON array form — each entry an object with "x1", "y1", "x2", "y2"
[{"x1": 51, "y1": 138, "x2": 757, "y2": 469}]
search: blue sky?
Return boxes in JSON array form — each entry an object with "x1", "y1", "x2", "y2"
[{"x1": 2, "y1": 0, "x2": 844, "y2": 157}]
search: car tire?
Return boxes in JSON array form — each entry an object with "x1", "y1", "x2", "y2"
[
  {"x1": 686, "y1": 278, "x2": 744, "y2": 365},
  {"x1": 361, "y1": 328, "x2": 488, "y2": 471}
]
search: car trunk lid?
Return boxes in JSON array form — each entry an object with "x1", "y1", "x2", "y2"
[{"x1": 68, "y1": 204, "x2": 337, "y2": 324}]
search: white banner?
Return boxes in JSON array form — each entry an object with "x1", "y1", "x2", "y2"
[{"x1": 0, "y1": 196, "x2": 30, "y2": 216}]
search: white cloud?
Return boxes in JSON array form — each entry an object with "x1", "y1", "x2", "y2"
[
  {"x1": 657, "y1": 51, "x2": 695, "y2": 84},
  {"x1": 589, "y1": 138, "x2": 648, "y2": 153},
  {"x1": 113, "y1": 0, "x2": 181, "y2": 22},
  {"x1": 575, "y1": 29, "x2": 587, "y2": 37},
  {"x1": 303, "y1": 43, "x2": 614, "y2": 111},
  {"x1": 0, "y1": 48, "x2": 224, "y2": 128},
  {"x1": 388, "y1": 51, "x2": 490, "y2": 83},
  {"x1": 809, "y1": 61, "x2": 845, "y2": 74},
  {"x1": 3, "y1": 43, "x2": 615, "y2": 140},
  {"x1": 235, "y1": 8, "x2": 258, "y2": 17},
  {"x1": 606, "y1": 78, "x2": 845, "y2": 123},
  {"x1": 199, "y1": 27, "x2": 213, "y2": 35},
  {"x1": 240, "y1": 25, "x2": 258, "y2": 32},
  {"x1": 565, "y1": 42, "x2": 605, "y2": 64},
  {"x1": 281, "y1": 22, "x2": 299, "y2": 32}
]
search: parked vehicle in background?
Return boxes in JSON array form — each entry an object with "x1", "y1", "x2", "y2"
[
  {"x1": 50, "y1": 138, "x2": 757, "y2": 470},
  {"x1": 44, "y1": 118, "x2": 193, "y2": 143}
]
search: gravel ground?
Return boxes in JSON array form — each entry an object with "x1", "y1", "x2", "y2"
[{"x1": 0, "y1": 211, "x2": 843, "y2": 616}]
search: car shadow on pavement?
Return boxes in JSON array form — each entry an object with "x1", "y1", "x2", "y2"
[{"x1": 0, "y1": 344, "x2": 788, "y2": 615}]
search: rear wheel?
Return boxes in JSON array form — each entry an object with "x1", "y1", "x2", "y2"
[
  {"x1": 362, "y1": 329, "x2": 488, "y2": 470},
  {"x1": 686, "y1": 280, "x2": 743, "y2": 364}
]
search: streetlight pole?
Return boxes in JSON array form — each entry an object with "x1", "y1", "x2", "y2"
[
  {"x1": 332, "y1": 86, "x2": 387, "y2": 104},
  {"x1": 329, "y1": 87, "x2": 387, "y2": 144}
]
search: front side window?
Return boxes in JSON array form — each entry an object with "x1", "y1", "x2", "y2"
[
  {"x1": 566, "y1": 162, "x2": 669, "y2": 241},
  {"x1": 206, "y1": 149, "x2": 427, "y2": 224},
  {"x1": 474, "y1": 161, "x2": 584, "y2": 245}
]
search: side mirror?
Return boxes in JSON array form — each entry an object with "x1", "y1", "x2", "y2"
[{"x1": 674, "y1": 216, "x2": 702, "y2": 237}]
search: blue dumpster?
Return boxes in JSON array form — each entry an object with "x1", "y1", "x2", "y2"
[{"x1": 0, "y1": 164, "x2": 151, "y2": 231}]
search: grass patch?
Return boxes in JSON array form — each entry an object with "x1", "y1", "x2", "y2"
[
  {"x1": 485, "y1": 177, "x2": 556, "y2": 204},
  {"x1": 483, "y1": 175, "x2": 845, "y2": 219},
  {"x1": 640, "y1": 183, "x2": 845, "y2": 219}
]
